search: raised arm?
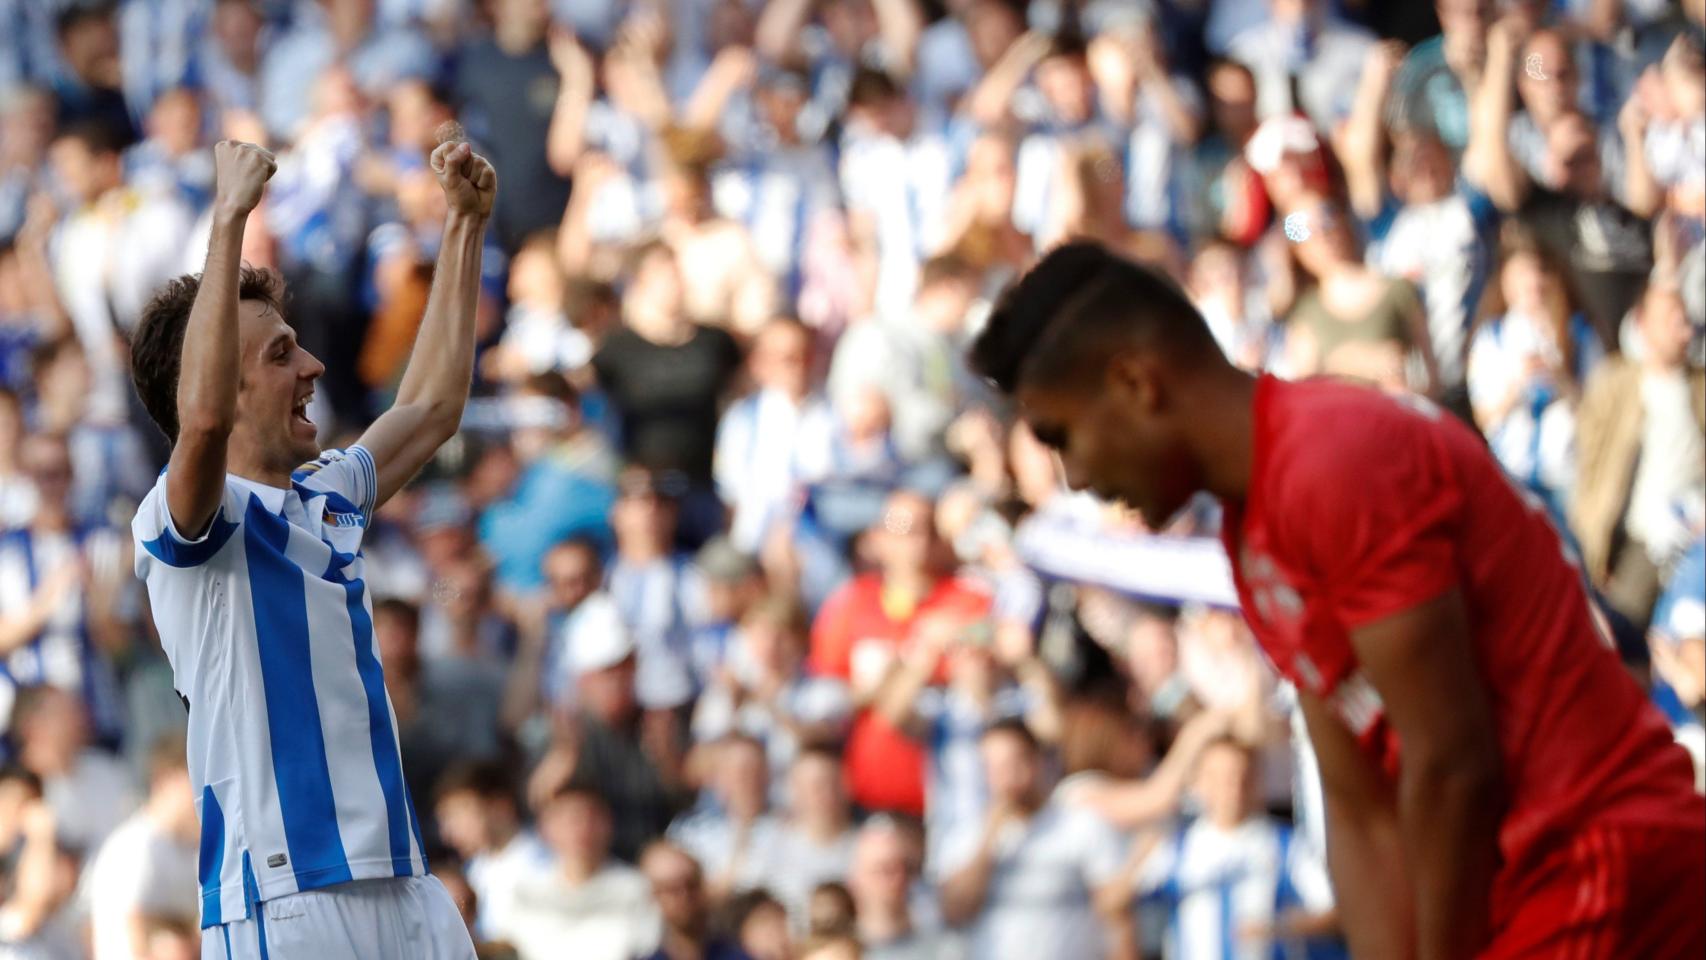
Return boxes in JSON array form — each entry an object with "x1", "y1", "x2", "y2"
[
  {"x1": 1463, "y1": 18, "x2": 1529, "y2": 212},
  {"x1": 1338, "y1": 41, "x2": 1406, "y2": 221},
  {"x1": 1345, "y1": 589, "x2": 1505, "y2": 960},
  {"x1": 357, "y1": 139, "x2": 496, "y2": 509},
  {"x1": 544, "y1": 30, "x2": 597, "y2": 178},
  {"x1": 871, "y1": 0, "x2": 923, "y2": 77},
  {"x1": 168, "y1": 140, "x2": 275, "y2": 537},
  {"x1": 1618, "y1": 73, "x2": 1663, "y2": 218},
  {"x1": 755, "y1": 0, "x2": 814, "y2": 65}
]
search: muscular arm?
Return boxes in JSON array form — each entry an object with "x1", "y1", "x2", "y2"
[
  {"x1": 1297, "y1": 689, "x2": 1415, "y2": 959},
  {"x1": 357, "y1": 141, "x2": 495, "y2": 509},
  {"x1": 1345, "y1": 588, "x2": 1506, "y2": 960},
  {"x1": 168, "y1": 142, "x2": 275, "y2": 536}
]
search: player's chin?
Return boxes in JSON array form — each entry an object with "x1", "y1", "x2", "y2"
[{"x1": 287, "y1": 422, "x2": 320, "y2": 463}]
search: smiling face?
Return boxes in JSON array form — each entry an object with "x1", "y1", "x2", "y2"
[
  {"x1": 234, "y1": 298, "x2": 325, "y2": 477},
  {"x1": 1017, "y1": 353, "x2": 1203, "y2": 530}
]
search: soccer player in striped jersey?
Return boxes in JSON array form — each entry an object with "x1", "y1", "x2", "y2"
[{"x1": 127, "y1": 137, "x2": 494, "y2": 959}]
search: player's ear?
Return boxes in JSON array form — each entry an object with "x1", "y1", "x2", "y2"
[{"x1": 1106, "y1": 350, "x2": 1162, "y2": 414}]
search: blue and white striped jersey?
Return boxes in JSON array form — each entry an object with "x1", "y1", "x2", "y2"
[{"x1": 131, "y1": 446, "x2": 426, "y2": 929}]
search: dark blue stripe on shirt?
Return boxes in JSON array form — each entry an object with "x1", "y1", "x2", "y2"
[
  {"x1": 242, "y1": 495, "x2": 352, "y2": 891},
  {"x1": 198, "y1": 784, "x2": 225, "y2": 928},
  {"x1": 342, "y1": 575, "x2": 413, "y2": 874},
  {"x1": 142, "y1": 510, "x2": 240, "y2": 568}
]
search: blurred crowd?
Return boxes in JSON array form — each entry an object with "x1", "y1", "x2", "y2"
[{"x1": 1, "y1": 0, "x2": 1704, "y2": 958}]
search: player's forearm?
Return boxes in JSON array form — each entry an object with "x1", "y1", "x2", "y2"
[
  {"x1": 393, "y1": 211, "x2": 486, "y2": 436},
  {"x1": 1399, "y1": 747, "x2": 1502, "y2": 960},
  {"x1": 176, "y1": 211, "x2": 246, "y2": 442},
  {"x1": 1323, "y1": 793, "x2": 1416, "y2": 959}
]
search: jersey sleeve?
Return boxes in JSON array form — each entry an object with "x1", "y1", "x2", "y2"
[
  {"x1": 1274, "y1": 396, "x2": 1463, "y2": 629},
  {"x1": 132, "y1": 472, "x2": 245, "y2": 571},
  {"x1": 291, "y1": 445, "x2": 379, "y2": 519}
]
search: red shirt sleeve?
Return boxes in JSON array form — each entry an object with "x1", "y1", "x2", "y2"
[{"x1": 1274, "y1": 398, "x2": 1464, "y2": 629}]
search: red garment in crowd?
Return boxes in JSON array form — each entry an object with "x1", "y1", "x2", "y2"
[
  {"x1": 810, "y1": 572, "x2": 992, "y2": 816},
  {"x1": 1221, "y1": 375, "x2": 1705, "y2": 954}
]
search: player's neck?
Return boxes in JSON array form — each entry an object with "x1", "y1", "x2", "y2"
[
  {"x1": 1182, "y1": 366, "x2": 1259, "y2": 505},
  {"x1": 225, "y1": 444, "x2": 294, "y2": 492}
]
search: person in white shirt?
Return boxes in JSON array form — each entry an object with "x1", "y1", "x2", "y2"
[
  {"x1": 1114, "y1": 737, "x2": 1339, "y2": 960},
  {"x1": 938, "y1": 719, "x2": 1133, "y2": 960},
  {"x1": 669, "y1": 734, "x2": 787, "y2": 899},
  {"x1": 431, "y1": 762, "x2": 553, "y2": 943},
  {"x1": 82, "y1": 738, "x2": 199, "y2": 960},
  {"x1": 126, "y1": 137, "x2": 494, "y2": 958},
  {"x1": 498, "y1": 784, "x2": 660, "y2": 960},
  {"x1": 47, "y1": 120, "x2": 194, "y2": 428},
  {"x1": 771, "y1": 748, "x2": 859, "y2": 926},
  {"x1": 715, "y1": 317, "x2": 837, "y2": 554}
]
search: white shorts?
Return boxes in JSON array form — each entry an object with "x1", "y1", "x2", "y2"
[{"x1": 201, "y1": 876, "x2": 476, "y2": 960}]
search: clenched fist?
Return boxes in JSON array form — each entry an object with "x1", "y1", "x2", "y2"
[
  {"x1": 213, "y1": 140, "x2": 276, "y2": 218},
  {"x1": 430, "y1": 136, "x2": 497, "y2": 220}
]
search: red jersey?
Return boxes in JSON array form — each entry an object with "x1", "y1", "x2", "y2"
[
  {"x1": 810, "y1": 573, "x2": 992, "y2": 816},
  {"x1": 1222, "y1": 376, "x2": 1702, "y2": 912}
]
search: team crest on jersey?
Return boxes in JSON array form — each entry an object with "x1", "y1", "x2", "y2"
[{"x1": 324, "y1": 509, "x2": 364, "y2": 529}]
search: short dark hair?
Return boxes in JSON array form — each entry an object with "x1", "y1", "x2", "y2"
[
  {"x1": 55, "y1": 1, "x2": 116, "y2": 39},
  {"x1": 52, "y1": 117, "x2": 129, "y2": 157},
  {"x1": 848, "y1": 67, "x2": 903, "y2": 109},
  {"x1": 969, "y1": 241, "x2": 1218, "y2": 396},
  {"x1": 373, "y1": 598, "x2": 421, "y2": 635},
  {"x1": 434, "y1": 760, "x2": 518, "y2": 807},
  {"x1": 131, "y1": 266, "x2": 286, "y2": 444}
]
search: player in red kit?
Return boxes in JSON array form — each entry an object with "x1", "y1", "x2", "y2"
[{"x1": 969, "y1": 241, "x2": 1705, "y2": 959}]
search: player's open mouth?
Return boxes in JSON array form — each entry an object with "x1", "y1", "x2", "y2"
[{"x1": 292, "y1": 394, "x2": 314, "y2": 429}]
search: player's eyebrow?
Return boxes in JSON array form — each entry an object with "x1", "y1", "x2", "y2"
[{"x1": 262, "y1": 331, "x2": 294, "y2": 357}]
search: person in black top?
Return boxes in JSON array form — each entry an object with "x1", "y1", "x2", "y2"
[{"x1": 593, "y1": 241, "x2": 743, "y2": 545}]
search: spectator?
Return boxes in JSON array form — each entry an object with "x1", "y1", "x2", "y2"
[
  {"x1": 640, "y1": 840, "x2": 750, "y2": 960},
  {"x1": 592, "y1": 243, "x2": 744, "y2": 527},
  {"x1": 0, "y1": 791, "x2": 82, "y2": 958},
  {"x1": 0, "y1": 87, "x2": 56, "y2": 242},
  {"x1": 531, "y1": 621, "x2": 691, "y2": 862},
  {"x1": 937, "y1": 719, "x2": 1133, "y2": 960},
  {"x1": 433, "y1": 761, "x2": 553, "y2": 943},
  {"x1": 838, "y1": 68, "x2": 952, "y2": 322},
  {"x1": 1340, "y1": 40, "x2": 1498, "y2": 396},
  {"x1": 716, "y1": 317, "x2": 835, "y2": 554},
  {"x1": 1388, "y1": 0, "x2": 1489, "y2": 154},
  {"x1": 607, "y1": 466, "x2": 705, "y2": 710},
  {"x1": 477, "y1": 373, "x2": 618, "y2": 595},
  {"x1": 829, "y1": 253, "x2": 982, "y2": 467},
  {"x1": 692, "y1": 594, "x2": 851, "y2": 790},
  {"x1": 725, "y1": 888, "x2": 792, "y2": 960},
  {"x1": 1574, "y1": 284, "x2": 1705, "y2": 632},
  {"x1": 1121, "y1": 604, "x2": 1198, "y2": 721},
  {"x1": 0, "y1": 388, "x2": 36, "y2": 526},
  {"x1": 1283, "y1": 196, "x2": 1435, "y2": 395},
  {"x1": 498, "y1": 783, "x2": 659, "y2": 960},
  {"x1": 456, "y1": 0, "x2": 575, "y2": 252},
  {"x1": 1106, "y1": 737, "x2": 1339, "y2": 960},
  {"x1": 1468, "y1": 19, "x2": 1655, "y2": 348},
  {"x1": 0, "y1": 431, "x2": 128, "y2": 746},
  {"x1": 80, "y1": 738, "x2": 197, "y2": 960},
  {"x1": 10, "y1": 686, "x2": 133, "y2": 853},
  {"x1": 686, "y1": 536, "x2": 766, "y2": 689},
  {"x1": 259, "y1": 0, "x2": 435, "y2": 144},
  {"x1": 194, "y1": 0, "x2": 267, "y2": 122},
  {"x1": 1227, "y1": 0, "x2": 1375, "y2": 130},
  {"x1": 847, "y1": 817, "x2": 949, "y2": 960},
  {"x1": 1650, "y1": 537, "x2": 1706, "y2": 783},
  {"x1": 124, "y1": 88, "x2": 213, "y2": 211},
  {"x1": 770, "y1": 747, "x2": 858, "y2": 922},
  {"x1": 29, "y1": 337, "x2": 153, "y2": 528},
  {"x1": 48, "y1": 120, "x2": 194, "y2": 428},
  {"x1": 806, "y1": 881, "x2": 856, "y2": 938},
  {"x1": 670, "y1": 733, "x2": 786, "y2": 900},
  {"x1": 1467, "y1": 227, "x2": 1603, "y2": 513},
  {"x1": 810, "y1": 489, "x2": 991, "y2": 817},
  {"x1": 374, "y1": 596, "x2": 505, "y2": 801},
  {"x1": 51, "y1": 3, "x2": 138, "y2": 145}
]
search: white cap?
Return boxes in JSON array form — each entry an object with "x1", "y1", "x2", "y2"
[
  {"x1": 564, "y1": 594, "x2": 636, "y2": 674},
  {"x1": 1244, "y1": 115, "x2": 1321, "y2": 175}
]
